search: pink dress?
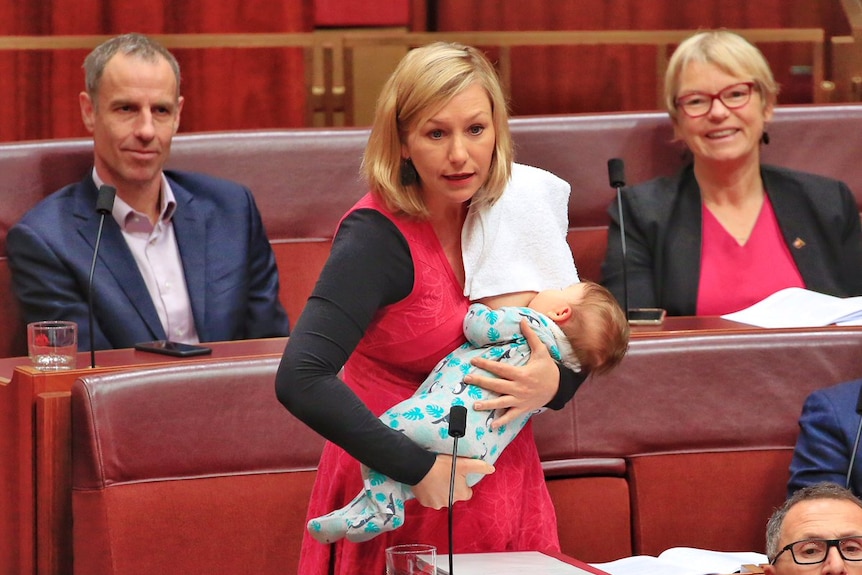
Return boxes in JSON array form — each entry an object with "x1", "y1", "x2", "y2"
[{"x1": 298, "y1": 194, "x2": 560, "y2": 574}]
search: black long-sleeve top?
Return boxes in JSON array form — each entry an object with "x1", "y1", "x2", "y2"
[{"x1": 275, "y1": 209, "x2": 584, "y2": 486}]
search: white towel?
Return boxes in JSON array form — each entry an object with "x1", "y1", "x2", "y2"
[{"x1": 462, "y1": 163, "x2": 579, "y2": 300}]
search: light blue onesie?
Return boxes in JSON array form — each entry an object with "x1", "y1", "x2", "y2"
[{"x1": 307, "y1": 302, "x2": 579, "y2": 543}]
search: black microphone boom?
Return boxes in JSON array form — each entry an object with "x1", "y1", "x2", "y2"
[
  {"x1": 447, "y1": 404, "x2": 468, "y2": 575},
  {"x1": 846, "y1": 384, "x2": 862, "y2": 491},
  {"x1": 87, "y1": 185, "x2": 116, "y2": 368},
  {"x1": 607, "y1": 158, "x2": 629, "y2": 316}
]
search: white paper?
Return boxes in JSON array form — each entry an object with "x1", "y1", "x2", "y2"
[
  {"x1": 721, "y1": 287, "x2": 862, "y2": 328},
  {"x1": 590, "y1": 547, "x2": 767, "y2": 575},
  {"x1": 434, "y1": 551, "x2": 598, "y2": 574}
]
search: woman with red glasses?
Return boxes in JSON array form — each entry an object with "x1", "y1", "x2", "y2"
[{"x1": 600, "y1": 30, "x2": 862, "y2": 316}]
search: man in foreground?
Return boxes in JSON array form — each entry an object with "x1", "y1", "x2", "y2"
[{"x1": 765, "y1": 482, "x2": 862, "y2": 575}]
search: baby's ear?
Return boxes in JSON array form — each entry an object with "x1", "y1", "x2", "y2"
[{"x1": 552, "y1": 306, "x2": 573, "y2": 323}]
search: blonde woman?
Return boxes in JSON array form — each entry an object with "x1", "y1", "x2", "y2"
[{"x1": 276, "y1": 42, "x2": 586, "y2": 574}]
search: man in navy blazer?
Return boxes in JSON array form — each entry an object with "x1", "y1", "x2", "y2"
[
  {"x1": 7, "y1": 33, "x2": 288, "y2": 351},
  {"x1": 788, "y1": 379, "x2": 862, "y2": 497}
]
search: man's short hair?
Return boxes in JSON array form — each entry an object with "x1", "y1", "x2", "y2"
[
  {"x1": 765, "y1": 482, "x2": 862, "y2": 560},
  {"x1": 83, "y1": 33, "x2": 181, "y2": 101}
]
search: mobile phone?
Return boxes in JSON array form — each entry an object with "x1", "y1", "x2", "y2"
[
  {"x1": 627, "y1": 308, "x2": 667, "y2": 326},
  {"x1": 134, "y1": 340, "x2": 213, "y2": 357}
]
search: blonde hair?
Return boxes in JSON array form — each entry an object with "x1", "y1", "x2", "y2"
[
  {"x1": 560, "y1": 282, "x2": 629, "y2": 376},
  {"x1": 361, "y1": 42, "x2": 513, "y2": 218},
  {"x1": 664, "y1": 30, "x2": 779, "y2": 122}
]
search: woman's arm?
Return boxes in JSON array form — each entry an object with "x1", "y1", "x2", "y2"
[{"x1": 275, "y1": 209, "x2": 437, "y2": 485}]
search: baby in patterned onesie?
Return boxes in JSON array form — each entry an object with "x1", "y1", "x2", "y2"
[{"x1": 307, "y1": 280, "x2": 629, "y2": 543}]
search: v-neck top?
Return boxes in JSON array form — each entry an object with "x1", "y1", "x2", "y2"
[{"x1": 697, "y1": 194, "x2": 804, "y2": 315}]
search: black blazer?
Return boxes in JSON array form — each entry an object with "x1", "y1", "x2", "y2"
[{"x1": 600, "y1": 163, "x2": 862, "y2": 315}]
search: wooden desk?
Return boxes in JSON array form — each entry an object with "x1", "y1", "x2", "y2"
[{"x1": 0, "y1": 337, "x2": 287, "y2": 575}]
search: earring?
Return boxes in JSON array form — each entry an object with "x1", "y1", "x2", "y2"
[
  {"x1": 400, "y1": 158, "x2": 419, "y2": 186},
  {"x1": 761, "y1": 131, "x2": 770, "y2": 145}
]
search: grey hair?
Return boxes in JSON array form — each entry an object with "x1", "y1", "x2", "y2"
[
  {"x1": 83, "y1": 33, "x2": 181, "y2": 101},
  {"x1": 765, "y1": 482, "x2": 862, "y2": 560}
]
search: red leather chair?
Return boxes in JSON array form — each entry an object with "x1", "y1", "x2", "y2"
[{"x1": 70, "y1": 357, "x2": 324, "y2": 575}]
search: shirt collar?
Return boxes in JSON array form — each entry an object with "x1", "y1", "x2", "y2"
[{"x1": 92, "y1": 168, "x2": 177, "y2": 228}]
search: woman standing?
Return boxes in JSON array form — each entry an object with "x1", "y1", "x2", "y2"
[
  {"x1": 276, "y1": 43, "x2": 582, "y2": 574},
  {"x1": 601, "y1": 30, "x2": 862, "y2": 316}
]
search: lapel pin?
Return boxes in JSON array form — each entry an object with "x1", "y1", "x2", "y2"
[{"x1": 793, "y1": 237, "x2": 806, "y2": 249}]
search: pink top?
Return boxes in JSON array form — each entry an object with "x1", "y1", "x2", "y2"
[
  {"x1": 697, "y1": 195, "x2": 805, "y2": 315},
  {"x1": 299, "y1": 194, "x2": 560, "y2": 575}
]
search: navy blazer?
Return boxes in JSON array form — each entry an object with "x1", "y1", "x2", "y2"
[
  {"x1": 7, "y1": 170, "x2": 289, "y2": 350},
  {"x1": 600, "y1": 164, "x2": 862, "y2": 315},
  {"x1": 788, "y1": 379, "x2": 862, "y2": 497}
]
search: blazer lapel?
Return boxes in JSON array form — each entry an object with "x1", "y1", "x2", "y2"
[
  {"x1": 73, "y1": 179, "x2": 166, "y2": 340},
  {"x1": 169, "y1": 179, "x2": 208, "y2": 340},
  {"x1": 764, "y1": 168, "x2": 826, "y2": 286},
  {"x1": 663, "y1": 168, "x2": 702, "y2": 314}
]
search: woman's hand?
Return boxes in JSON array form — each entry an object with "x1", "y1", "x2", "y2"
[
  {"x1": 465, "y1": 318, "x2": 559, "y2": 430},
  {"x1": 412, "y1": 454, "x2": 495, "y2": 509}
]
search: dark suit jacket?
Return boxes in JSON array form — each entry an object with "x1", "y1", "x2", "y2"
[
  {"x1": 7, "y1": 170, "x2": 289, "y2": 350},
  {"x1": 600, "y1": 163, "x2": 862, "y2": 315},
  {"x1": 788, "y1": 379, "x2": 862, "y2": 497}
]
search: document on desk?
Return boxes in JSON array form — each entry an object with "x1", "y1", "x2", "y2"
[
  {"x1": 721, "y1": 287, "x2": 862, "y2": 328},
  {"x1": 433, "y1": 551, "x2": 602, "y2": 574},
  {"x1": 590, "y1": 547, "x2": 768, "y2": 575}
]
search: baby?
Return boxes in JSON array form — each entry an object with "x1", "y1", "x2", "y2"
[{"x1": 307, "y1": 280, "x2": 629, "y2": 543}]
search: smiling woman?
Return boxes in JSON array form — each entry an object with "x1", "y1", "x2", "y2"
[{"x1": 600, "y1": 29, "x2": 862, "y2": 318}]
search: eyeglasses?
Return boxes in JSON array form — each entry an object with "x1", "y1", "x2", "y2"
[
  {"x1": 674, "y1": 82, "x2": 756, "y2": 118},
  {"x1": 771, "y1": 536, "x2": 862, "y2": 565}
]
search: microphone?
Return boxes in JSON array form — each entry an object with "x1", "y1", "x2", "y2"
[
  {"x1": 447, "y1": 404, "x2": 467, "y2": 575},
  {"x1": 845, "y1": 384, "x2": 862, "y2": 490},
  {"x1": 607, "y1": 159, "x2": 666, "y2": 325},
  {"x1": 87, "y1": 185, "x2": 116, "y2": 368},
  {"x1": 607, "y1": 159, "x2": 629, "y2": 316}
]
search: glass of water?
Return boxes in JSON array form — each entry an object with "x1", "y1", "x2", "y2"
[
  {"x1": 27, "y1": 321, "x2": 78, "y2": 371},
  {"x1": 385, "y1": 544, "x2": 436, "y2": 575}
]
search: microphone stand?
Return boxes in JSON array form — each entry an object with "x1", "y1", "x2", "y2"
[
  {"x1": 88, "y1": 185, "x2": 116, "y2": 368},
  {"x1": 607, "y1": 159, "x2": 629, "y2": 317},
  {"x1": 614, "y1": 182, "x2": 628, "y2": 317},
  {"x1": 845, "y1": 384, "x2": 862, "y2": 490}
]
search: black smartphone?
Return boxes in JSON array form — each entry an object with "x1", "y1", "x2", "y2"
[
  {"x1": 627, "y1": 308, "x2": 667, "y2": 326},
  {"x1": 134, "y1": 340, "x2": 213, "y2": 357}
]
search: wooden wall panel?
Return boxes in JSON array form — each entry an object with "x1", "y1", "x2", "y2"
[
  {"x1": 435, "y1": 0, "x2": 849, "y2": 115},
  {"x1": 0, "y1": 0, "x2": 854, "y2": 140},
  {"x1": 0, "y1": 0, "x2": 312, "y2": 142}
]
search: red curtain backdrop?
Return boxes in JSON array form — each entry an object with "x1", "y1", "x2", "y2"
[
  {"x1": 0, "y1": 0, "x2": 851, "y2": 140},
  {"x1": 314, "y1": 0, "x2": 409, "y2": 27},
  {"x1": 0, "y1": 0, "x2": 312, "y2": 142},
  {"x1": 434, "y1": 0, "x2": 850, "y2": 116}
]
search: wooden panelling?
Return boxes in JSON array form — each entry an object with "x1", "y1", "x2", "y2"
[
  {"x1": 0, "y1": 0, "x2": 313, "y2": 142},
  {"x1": 434, "y1": 0, "x2": 850, "y2": 114}
]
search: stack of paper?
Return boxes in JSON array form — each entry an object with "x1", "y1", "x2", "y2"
[
  {"x1": 721, "y1": 287, "x2": 862, "y2": 328},
  {"x1": 590, "y1": 547, "x2": 768, "y2": 575}
]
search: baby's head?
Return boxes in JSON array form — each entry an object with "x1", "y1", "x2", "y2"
[{"x1": 530, "y1": 281, "x2": 629, "y2": 376}]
